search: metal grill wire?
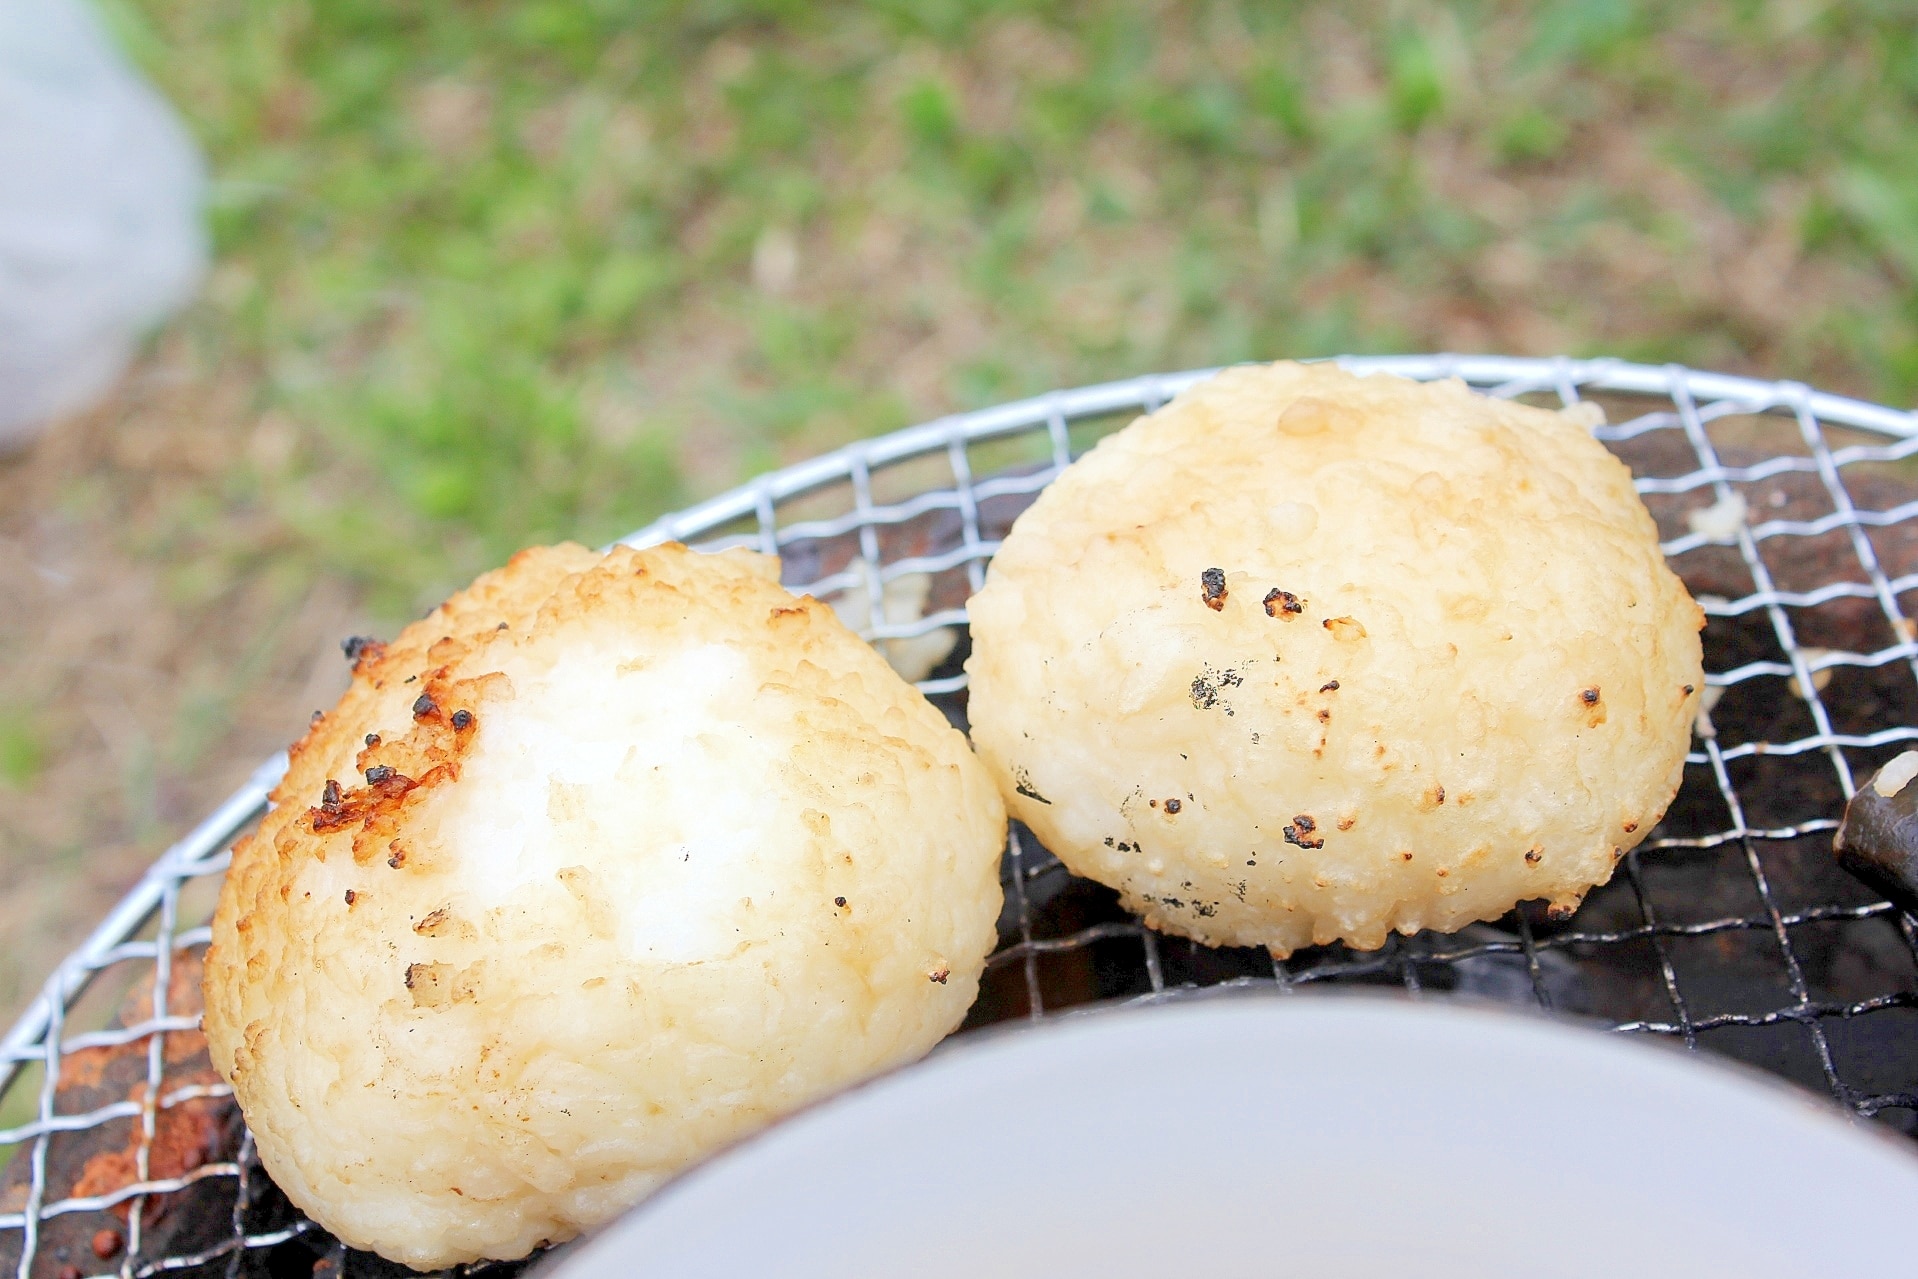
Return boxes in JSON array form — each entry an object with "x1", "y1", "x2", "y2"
[{"x1": 5, "y1": 355, "x2": 1918, "y2": 1275}]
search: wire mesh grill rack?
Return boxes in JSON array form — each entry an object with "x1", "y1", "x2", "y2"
[{"x1": 7, "y1": 354, "x2": 1918, "y2": 1277}]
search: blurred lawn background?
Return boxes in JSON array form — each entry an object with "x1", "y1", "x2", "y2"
[
  {"x1": 98, "y1": 0, "x2": 1918, "y2": 609},
  {"x1": 5, "y1": 0, "x2": 1918, "y2": 1017}
]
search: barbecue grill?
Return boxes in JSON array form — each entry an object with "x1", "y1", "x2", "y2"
[{"x1": 6, "y1": 354, "x2": 1918, "y2": 1277}]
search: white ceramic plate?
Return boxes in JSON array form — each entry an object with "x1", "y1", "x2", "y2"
[{"x1": 543, "y1": 994, "x2": 1918, "y2": 1278}]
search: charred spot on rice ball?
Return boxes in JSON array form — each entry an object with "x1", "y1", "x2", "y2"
[{"x1": 204, "y1": 542, "x2": 1005, "y2": 1268}]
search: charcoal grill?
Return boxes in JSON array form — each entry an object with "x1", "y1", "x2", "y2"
[{"x1": 6, "y1": 355, "x2": 1918, "y2": 1277}]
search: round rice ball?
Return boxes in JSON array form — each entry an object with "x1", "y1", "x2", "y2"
[
  {"x1": 203, "y1": 542, "x2": 1005, "y2": 1268},
  {"x1": 965, "y1": 362, "x2": 1703, "y2": 956}
]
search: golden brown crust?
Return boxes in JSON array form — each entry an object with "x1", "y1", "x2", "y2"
[{"x1": 204, "y1": 541, "x2": 1004, "y2": 1267}]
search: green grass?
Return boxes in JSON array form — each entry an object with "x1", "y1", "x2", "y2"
[
  {"x1": 0, "y1": 706, "x2": 43, "y2": 790},
  {"x1": 96, "y1": 0, "x2": 1918, "y2": 620},
  {"x1": 0, "y1": 1061, "x2": 42, "y2": 1169}
]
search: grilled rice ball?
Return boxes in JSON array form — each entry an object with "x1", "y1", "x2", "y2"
[
  {"x1": 966, "y1": 361, "x2": 1703, "y2": 956},
  {"x1": 203, "y1": 542, "x2": 1005, "y2": 1268}
]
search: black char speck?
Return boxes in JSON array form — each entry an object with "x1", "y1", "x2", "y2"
[
  {"x1": 1283, "y1": 814, "x2": 1324, "y2": 850},
  {"x1": 341, "y1": 635, "x2": 381, "y2": 665},
  {"x1": 1201, "y1": 567, "x2": 1228, "y2": 611},
  {"x1": 1189, "y1": 665, "x2": 1243, "y2": 712},
  {"x1": 1012, "y1": 766, "x2": 1053, "y2": 805},
  {"x1": 1263, "y1": 589, "x2": 1303, "y2": 617}
]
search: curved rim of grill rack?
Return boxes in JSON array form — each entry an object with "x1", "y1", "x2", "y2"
[{"x1": 7, "y1": 352, "x2": 1918, "y2": 1276}]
